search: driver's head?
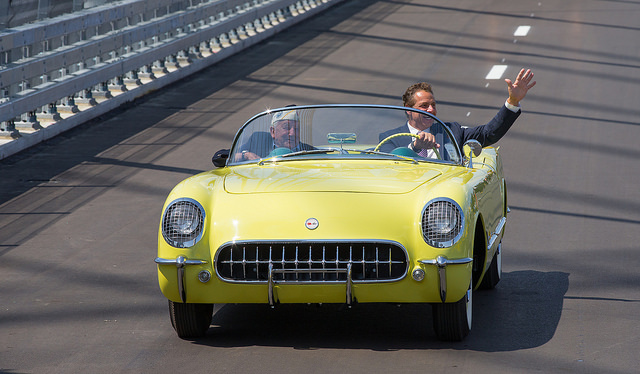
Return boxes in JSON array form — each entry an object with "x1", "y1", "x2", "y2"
[
  {"x1": 270, "y1": 109, "x2": 300, "y2": 149},
  {"x1": 403, "y1": 82, "x2": 437, "y2": 131}
]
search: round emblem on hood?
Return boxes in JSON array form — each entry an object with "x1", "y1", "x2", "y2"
[{"x1": 305, "y1": 218, "x2": 319, "y2": 230}]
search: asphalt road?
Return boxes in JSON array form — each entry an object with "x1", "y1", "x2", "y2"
[{"x1": 1, "y1": 0, "x2": 639, "y2": 373}]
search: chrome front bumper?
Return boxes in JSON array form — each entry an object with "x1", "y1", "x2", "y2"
[
  {"x1": 155, "y1": 256, "x2": 207, "y2": 303},
  {"x1": 419, "y1": 256, "x2": 473, "y2": 303},
  {"x1": 156, "y1": 254, "x2": 472, "y2": 305}
]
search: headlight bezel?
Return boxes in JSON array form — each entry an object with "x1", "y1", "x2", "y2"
[
  {"x1": 421, "y1": 197, "x2": 464, "y2": 248},
  {"x1": 161, "y1": 198, "x2": 206, "y2": 248}
]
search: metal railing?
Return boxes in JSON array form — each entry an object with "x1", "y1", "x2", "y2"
[{"x1": 0, "y1": 0, "x2": 343, "y2": 159}]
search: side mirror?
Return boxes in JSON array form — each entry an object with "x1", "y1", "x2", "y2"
[
  {"x1": 462, "y1": 140, "x2": 482, "y2": 168},
  {"x1": 212, "y1": 149, "x2": 229, "y2": 168}
]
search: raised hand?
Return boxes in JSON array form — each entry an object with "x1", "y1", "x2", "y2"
[{"x1": 506, "y1": 68, "x2": 536, "y2": 106}]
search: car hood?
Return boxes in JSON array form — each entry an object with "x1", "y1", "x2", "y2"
[{"x1": 224, "y1": 162, "x2": 445, "y2": 194}]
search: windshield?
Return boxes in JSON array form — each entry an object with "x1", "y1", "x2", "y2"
[{"x1": 228, "y1": 105, "x2": 462, "y2": 165}]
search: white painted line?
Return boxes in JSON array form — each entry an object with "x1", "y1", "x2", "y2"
[
  {"x1": 486, "y1": 65, "x2": 508, "y2": 80},
  {"x1": 514, "y1": 25, "x2": 531, "y2": 36}
]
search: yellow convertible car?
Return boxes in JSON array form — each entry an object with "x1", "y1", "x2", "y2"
[{"x1": 155, "y1": 104, "x2": 506, "y2": 341}]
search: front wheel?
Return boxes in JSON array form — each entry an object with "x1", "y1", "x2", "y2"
[
  {"x1": 432, "y1": 281, "x2": 472, "y2": 341},
  {"x1": 168, "y1": 300, "x2": 214, "y2": 339}
]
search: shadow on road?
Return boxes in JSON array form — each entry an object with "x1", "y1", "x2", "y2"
[{"x1": 190, "y1": 270, "x2": 568, "y2": 351}]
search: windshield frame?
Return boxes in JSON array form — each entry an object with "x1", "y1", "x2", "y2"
[{"x1": 227, "y1": 104, "x2": 463, "y2": 166}]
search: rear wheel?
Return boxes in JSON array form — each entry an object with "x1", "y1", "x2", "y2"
[
  {"x1": 479, "y1": 242, "x2": 502, "y2": 290},
  {"x1": 168, "y1": 300, "x2": 214, "y2": 339},
  {"x1": 432, "y1": 281, "x2": 472, "y2": 341}
]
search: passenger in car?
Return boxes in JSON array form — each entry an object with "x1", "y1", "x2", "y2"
[
  {"x1": 379, "y1": 68, "x2": 536, "y2": 154},
  {"x1": 234, "y1": 107, "x2": 314, "y2": 161}
]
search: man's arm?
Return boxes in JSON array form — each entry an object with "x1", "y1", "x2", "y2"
[
  {"x1": 459, "y1": 68, "x2": 536, "y2": 147},
  {"x1": 457, "y1": 105, "x2": 521, "y2": 147},
  {"x1": 233, "y1": 132, "x2": 271, "y2": 161}
]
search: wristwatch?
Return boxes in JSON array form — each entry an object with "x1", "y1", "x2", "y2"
[{"x1": 242, "y1": 150, "x2": 248, "y2": 160}]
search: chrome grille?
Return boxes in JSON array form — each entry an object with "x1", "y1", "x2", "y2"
[{"x1": 215, "y1": 241, "x2": 408, "y2": 283}]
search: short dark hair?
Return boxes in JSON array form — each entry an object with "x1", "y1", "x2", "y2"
[{"x1": 402, "y1": 82, "x2": 434, "y2": 107}]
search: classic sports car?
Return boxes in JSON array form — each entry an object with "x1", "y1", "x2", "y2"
[{"x1": 155, "y1": 104, "x2": 505, "y2": 341}]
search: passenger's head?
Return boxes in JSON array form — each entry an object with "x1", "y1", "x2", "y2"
[
  {"x1": 403, "y1": 82, "x2": 437, "y2": 131},
  {"x1": 270, "y1": 108, "x2": 300, "y2": 149}
]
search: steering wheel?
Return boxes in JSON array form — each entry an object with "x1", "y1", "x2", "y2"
[
  {"x1": 375, "y1": 133, "x2": 441, "y2": 159},
  {"x1": 267, "y1": 147, "x2": 293, "y2": 157}
]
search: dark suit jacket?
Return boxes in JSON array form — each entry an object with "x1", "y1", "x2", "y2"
[
  {"x1": 378, "y1": 105, "x2": 521, "y2": 154},
  {"x1": 238, "y1": 131, "x2": 314, "y2": 158}
]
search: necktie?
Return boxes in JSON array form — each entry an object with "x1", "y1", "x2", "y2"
[
  {"x1": 415, "y1": 130, "x2": 433, "y2": 158},
  {"x1": 418, "y1": 147, "x2": 433, "y2": 158}
]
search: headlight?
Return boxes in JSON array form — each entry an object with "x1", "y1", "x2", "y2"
[
  {"x1": 161, "y1": 198, "x2": 205, "y2": 248},
  {"x1": 422, "y1": 198, "x2": 463, "y2": 248}
]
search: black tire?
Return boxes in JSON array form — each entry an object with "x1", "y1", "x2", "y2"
[
  {"x1": 432, "y1": 282, "x2": 472, "y2": 341},
  {"x1": 168, "y1": 300, "x2": 214, "y2": 339},
  {"x1": 479, "y1": 242, "x2": 502, "y2": 290}
]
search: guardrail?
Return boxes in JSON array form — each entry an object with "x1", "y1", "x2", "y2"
[{"x1": 0, "y1": 0, "x2": 343, "y2": 159}]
